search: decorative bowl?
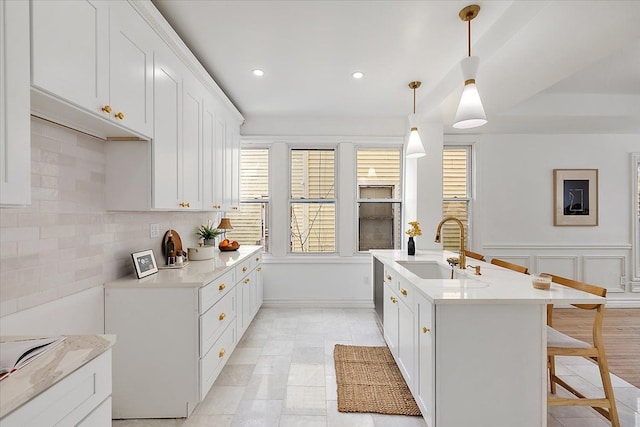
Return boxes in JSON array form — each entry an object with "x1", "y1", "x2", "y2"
[
  {"x1": 532, "y1": 275, "x2": 552, "y2": 290},
  {"x1": 219, "y1": 242, "x2": 240, "y2": 252}
]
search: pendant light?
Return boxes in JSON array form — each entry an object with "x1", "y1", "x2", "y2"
[
  {"x1": 406, "y1": 81, "x2": 426, "y2": 158},
  {"x1": 453, "y1": 4, "x2": 487, "y2": 129}
]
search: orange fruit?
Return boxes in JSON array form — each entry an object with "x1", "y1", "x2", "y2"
[{"x1": 232, "y1": 241, "x2": 239, "y2": 246}]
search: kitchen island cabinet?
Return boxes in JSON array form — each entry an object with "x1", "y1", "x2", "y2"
[
  {"x1": 104, "y1": 246, "x2": 263, "y2": 419},
  {"x1": 372, "y1": 249, "x2": 605, "y2": 427}
]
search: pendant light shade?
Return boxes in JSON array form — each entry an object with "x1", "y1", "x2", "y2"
[
  {"x1": 406, "y1": 82, "x2": 426, "y2": 158},
  {"x1": 453, "y1": 5, "x2": 487, "y2": 130},
  {"x1": 453, "y1": 56, "x2": 487, "y2": 129}
]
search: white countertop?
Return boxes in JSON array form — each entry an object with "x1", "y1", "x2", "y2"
[
  {"x1": 371, "y1": 249, "x2": 605, "y2": 305},
  {"x1": 105, "y1": 245, "x2": 262, "y2": 289},
  {"x1": 0, "y1": 335, "x2": 116, "y2": 418}
]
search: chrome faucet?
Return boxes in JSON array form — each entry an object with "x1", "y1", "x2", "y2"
[{"x1": 434, "y1": 216, "x2": 466, "y2": 269}]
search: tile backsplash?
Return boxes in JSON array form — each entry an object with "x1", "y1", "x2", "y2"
[{"x1": 0, "y1": 117, "x2": 217, "y2": 316}]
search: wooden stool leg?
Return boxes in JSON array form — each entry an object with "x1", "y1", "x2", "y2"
[
  {"x1": 548, "y1": 355, "x2": 557, "y2": 394},
  {"x1": 596, "y1": 352, "x2": 620, "y2": 427}
]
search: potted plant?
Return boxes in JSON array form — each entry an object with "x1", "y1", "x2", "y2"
[{"x1": 196, "y1": 222, "x2": 224, "y2": 246}]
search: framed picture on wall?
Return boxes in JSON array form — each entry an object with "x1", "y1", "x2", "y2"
[
  {"x1": 131, "y1": 249, "x2": 159, "y2": 278},
  {"x1": 553, "y1": 169, "x2": 598, "y2": 226}
]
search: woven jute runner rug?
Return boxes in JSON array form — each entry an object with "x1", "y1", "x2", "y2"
[{"x1": 333, "y1": 344, "x2": 422, "y2": 416}]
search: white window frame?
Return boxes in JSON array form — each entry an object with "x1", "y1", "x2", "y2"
[
  {"x1": 237, "y1": 146, "x2": 270, "y2": 252},
  {"x1": 442, "y1": 144, "x2": 473, "y2": 249},
  {"x1": 355, "y1": 147, "x2": 403, "y2": 253},
  {"x1": 288, "y1": 146, "x2": 338, "y2": 254},
  {"x1": 632, "y1": 153, "x2": 640, "y2": 284}
]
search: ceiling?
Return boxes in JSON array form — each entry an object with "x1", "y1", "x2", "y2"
[{"x1": 151, "y1": 0, "x2": 640, "y2": 134}]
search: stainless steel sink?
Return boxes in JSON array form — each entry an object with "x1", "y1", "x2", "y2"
[{"x1": 396, "y1": 261, "x2": 489, "y2": 288}]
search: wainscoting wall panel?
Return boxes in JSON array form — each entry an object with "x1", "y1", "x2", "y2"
[
  {"x1": 536, "y1": 256, "x2": 579, "y2": 282},
  {"x1": 583, "y1": 256, "x2": 626, "y2": 293}
]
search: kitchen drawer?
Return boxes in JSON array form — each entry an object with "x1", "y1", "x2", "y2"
[
  {"x1": 251, "y1": 251, "x2": 262, "y2": 269},
  {"x1": 200, "y1": 321, "x2": 236, "y2": 399},
  {"x1": 235, "y1": 258, "x2": 253, "y2": 281},
  {"x1": 396, "y1": 278, "x2": 415, "y2": 311},
  {"x1": 200, "y1": 270, "x2": 234, "y2": 313},
  {"x1": 384, "y1": 267, "x2": 399, "y2": 287},
  {"x1": 200, "y1": 288, "x2": 236, "y2": 358},
  {"x1": 1, "y1": 350, "x2": 112, "y2": 427}
]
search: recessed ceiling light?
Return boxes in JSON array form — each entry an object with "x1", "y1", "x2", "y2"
[
  {"x1": 352, "y1": 71, "x2": 364, "y2": 79},
  {"x1": 252, "y1": 69, "x2": 264, "y2": 77}
]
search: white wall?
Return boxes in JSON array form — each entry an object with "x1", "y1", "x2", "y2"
[{"x1": 473, "y1": 133, "x2": 638, "y2": 294}]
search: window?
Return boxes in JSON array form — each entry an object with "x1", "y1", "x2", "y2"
[
  {"x1": 290, "y1": 149, "x2": 336, "y2": 253},
  {"x1": 442, "y1": 146, "x2": 472, "y2": 251},
  {"x1": 356, "y1": 149, "x2": 402, "y2": 251},
  {"x1": 226, "y1": 148, "x2": 269, "y2": 251}
]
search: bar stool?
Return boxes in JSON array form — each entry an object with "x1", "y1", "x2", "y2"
[
  {"x1": 490, "y1": 258, "x2": 529, "y2": 274},
  {"x1": 545, "y1": 273, "x2": 619, "y2": 427},
  {"x1": 463, "y1": 249, "x2": 486, "y2": 262}
]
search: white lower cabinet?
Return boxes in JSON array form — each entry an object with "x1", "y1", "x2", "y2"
[
  {"x1": 105, "y1": 248, "x2": 263, "y2": 419},
  {"x1": 1, "y1": 351, "x2": 112, "y2": 427},
  {"x1": 415, "y1": 292, "x2": 435, "y2": 427}
]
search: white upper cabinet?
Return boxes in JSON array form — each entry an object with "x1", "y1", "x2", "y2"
[
  {"x1": 152, "y1": 50, "x2": 183, "y2": 210},
  {"x1": 181, "y1": 76, "x2": 204, "y2": 210},
  {"x1": 203, "y1": 95, "x2": 224, "y2": 212},
  {"x1": 224, "y1": 117, "x2": 242, "y2": 212},
  {"x1": 31, "y1": 0, "x2": 109, "y2": 115},
  {"x1": 0, "y1": 0, "x2": 31, "y2": 206},
  {"x1": 108, "y1": 1, "x2": 154, "y2": 137},
  {"x1": 31, "y1": 0, "x2": 153, "y2": 138}
]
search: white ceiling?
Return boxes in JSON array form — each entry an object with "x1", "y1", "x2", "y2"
[{"x1": 151, "y1": 0, "x2": 640, "y2": 134}]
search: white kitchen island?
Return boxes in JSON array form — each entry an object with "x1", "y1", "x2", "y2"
[{"x1": 371, "y1": 249, "x2": 605, "y2": 427}]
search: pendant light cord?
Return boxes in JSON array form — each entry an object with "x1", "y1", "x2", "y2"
[
  {"x1": 467, "y1": 19, "x2": 471, "y2": 57},
  {"x1": 413, "y1": 87, "x2": 416, "y2": 114}
]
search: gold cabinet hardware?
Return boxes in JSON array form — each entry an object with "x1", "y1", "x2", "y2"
[
  {"x1": 257, "y1": 267, "x2": 262, "y2": 272},
  {"x1": 242, "y1": 266, "x2": 247, "y2": 272},
  {"x1": 256, "y1": 257, "x2": 260, "y2": 261},
  {"x1": 386, "y1": 275, "x2": 392, "y2": 281},
  {"x1": 219, "y1": 348, "x2": 226, "y2": 358},
  {"x1": 243, "y1": 278, "x2": 250, "y2": 284},
  {"x1": 423, "y1": 327, "x2": 430, "y2": 333},
  {"x1": 219, "y1": 312, "x2": 226, "y2": 321},
  {"x1": 401, "y1": 288, "x2": 408, "y2": 296},
  {"x1": 179, "y1": 202, "x2": 191, "y2": 208},
  {"x1": 101, "y1": 105, "x2": 112, "y2": 113},
  {"x1": 114, "y1": 111, "x2": 125, "y2": 120},
  {"x1": 218, "y1": 283, "x2": 225, "y2": 291},
  {"x1": 213, "y1": 205, "x2": 221, "y2": 209},
  {"x1": 232, "y1": 206, "x2": 238, "y2": 210},
  {"x1": 390, "y1": 296, "x2": 397, "y2": 303}
]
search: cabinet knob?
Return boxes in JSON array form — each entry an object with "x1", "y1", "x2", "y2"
[
  {"x1": 101, "y1": 105, "x2": 112, "y2": 113},
  {"x1": 219, "y1": 312, "x2": 226, "y2": 321},
  {"x1": 256, "y1": 257, "x2": 260, "y2": 261},
  {"x1": 386, "y1": 275, "x2": 392, "y2": 281},
  {"x1": 213, "y1": 205, "x2": 221, "y2": 209},
  {"x1": 114, "y1": 111, "x2": 125, "y2": 120},
  {"x1": 242, "y1": 267, "x2": 247, "y2": 272},
  {"x1": 179, "y1": 202, "x2": 191, "y2": 208},
  {"x1": 423, "y1": 327, "x2": 430, "y2": 333},
  {"x1": 219, "y1": 348, "x2": 226, "y2": 358},
  {"x1": 218, "y1": 283, "x2": 225, "y2": 291},
  {"x1": 401, "y1": 288, "x2": 408, "y2": 296},
  {"x1": 390, "y1": 297, "x2": 397, "y2": 303},
  {"x1": 257, "y1": 267, "x2": 262, "y2": 272},
  {"x1": 244, "y1": 278, "x2": 250, "y2": 284}
]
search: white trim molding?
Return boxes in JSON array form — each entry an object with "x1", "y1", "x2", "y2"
[
  {"x1": 632, "y1": 153, "x2": 640, "y2": 284},
  {"x1": 263, "y1": 299, "x2": 374, "y2": 309}
]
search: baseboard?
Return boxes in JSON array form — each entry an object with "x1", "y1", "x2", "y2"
[{"x1": 262, "y1": 299, "x2": 374, "y2": 309}]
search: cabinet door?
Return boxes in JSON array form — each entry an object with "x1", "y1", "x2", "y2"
[
  {"x1": 398, "y1": 298, "x2": 415, "y2": 391},
  {"x1": 202, "y1": 96, "x2": 223, "y2": 211},
  {"x1": 416, "y1": 293, "x2": 435, "y2": 427},
  {"x1": 240, "y1": 271, "x2": 254, "y2": 336},
  {"x1": 109, "y1": 1, "x2": 153, "y2": 137},
  {"x1": 31, "y1": 0, "x2": 109, "y2": 114},
  {"x1": 215, "y1": 116, "x2": 227, "y2": 210},
  {"x1": 0, "y1": 0, "x2": 30, "y2": 205},
  {"x1": 383, "y1": 285, "x2": 399, "y2": 357},
  {"x1": 255, "y1": 265, "x2": 263, "y2": 313},
  {"x1": 228, "y1": 122, "x2": 241, "y2": 210},
  {"x1": 181, "y1": 78, "x2": 203, "y2": 210},
  {"x1": 152, "y1": 50, "x2": 182, "y2": 209}
]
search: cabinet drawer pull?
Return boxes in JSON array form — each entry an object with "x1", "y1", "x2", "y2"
[
  {"x1": 232, "y1": 206, "x2": 238, "y2": 210},
  {"x1": 401, "y1": 288, "x2": 408, "y2": 296},
  {"x1": 219, "y1": 283, "x2": 225, "y2": 291},
  {"x1": 243, "y1": 278, "x2": 250, "y2": 284},
  {"x1": 386, "y1": 275, "x2": 392, "y2": 281},
  {"x1": 242, "y1": 267, "x2": 247, "y2": 272},
  {"x1": 256, "y1": 257, "x2": 260, "y2": 261},
  {"x1": 257, "y1": 267, "x2": 262, "y2": 272},
  {"x1": 423, "y1": 327, "x2": 430, "y2": 333},
  {"x1": 179, "y1": 202, "x2": 191, "y2": 208},
  {"x1": 219, "y1": 312, "x2": 226, "y2": 321},
  {"x1": 101, "y1": 105, "x2": 112, "y2": 113},
  {"x1": 213, "y1": 205, "x2": 221, "y2": 209},
  {"x1": 114, "y1": 111, "x2": 125, "y2": 120},
  {"x1": 390, "y1": 297, "x2": 397, "y2": 303},
  {"x1": 219, "y1": 348, "x2": 226, "y2": 358}
]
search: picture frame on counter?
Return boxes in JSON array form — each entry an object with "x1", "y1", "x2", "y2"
[
  {"x1": 131, "y1": 249, "x2": 159, "y2": 278},
  {"x1": 553, "y1": 169, "x2": 598, "y2": 226}
]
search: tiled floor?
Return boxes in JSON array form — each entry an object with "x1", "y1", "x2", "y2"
[{"x1": 113, "y1": 308, "x2": 640, "y2": 427}]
